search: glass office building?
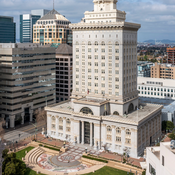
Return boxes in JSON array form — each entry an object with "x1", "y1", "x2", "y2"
[
  {"x1": 0, "y1": 16, "x2": 16, "y2": 43},
  {"x1": 20, "y1": 9, "x2": 49, "y2": 43}
]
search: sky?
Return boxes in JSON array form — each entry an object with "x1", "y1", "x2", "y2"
[{"x1": 0, "y1": 0, "x2": 175, "y2": 42}]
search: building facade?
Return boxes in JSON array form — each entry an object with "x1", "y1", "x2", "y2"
[
  {"x1": 151, "y1": 62, "x2": 175, "y2": 79},
  {"x1": 146, "y1": 142, "x2": 175, "y2": 175},
  {"x1": 138, "y1": 77, "x2": 175, "y2": 100},
  {"x1": 0, "y1": 43, "x2": 56, "y2": 128},
  {"x1": 33, "y1": 9, "x2": 72, "y2": 46},
  {"x1": 20, "y1": 9, "x2": 49, "y2": 43},
  {"x1": 0, "y1": 16, "x2": 16, "y2": 43},
  {"x1": 166, "y1": 47, "x2": 175, "y2": 65},
  {"x1": 46, "y1": 0, "x2": 163, "y2": 158},
  {"x1": 137, "y1": 61, "x2": 154, "y2": 77},
  {"x1": 55, "y1": 44, "x2": 73, "y2": 103}
]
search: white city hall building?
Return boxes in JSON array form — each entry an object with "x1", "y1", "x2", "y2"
[{"x1": 46, "y1": 0, "x2": 163, "y2": 158}]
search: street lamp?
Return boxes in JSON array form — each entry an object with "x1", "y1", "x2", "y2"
[
  {"x1": 64, "y1": 142, "x2": 65, "y2": 148},
  {"x1": 35, "y1": 128, "x2": 38, "y2": 141},
  {"x1": 19, "y1": 134, "x2": 21, "y2": 142},
  {"x1": 85, "y1": 147, "x2": 87, "y2": 154}
]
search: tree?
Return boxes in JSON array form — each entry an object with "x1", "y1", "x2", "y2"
[
  {"x1": 166, "y1": 121, "x2": 174, "y2": 131},
  {"x1": 2, "y1": 152, "x2": 26, "y2": 175},
  {"x1": 162, "y1": 121, "x2": 174, "y2": 132},
  {"x1": 35, "y1": 109, "x2": 47, "y2": 131},
  {"x1": 168, "y1": 130, "x2": 175, "y2": 140},
  {"x1": 0, "y1": 118, "x2": 5, "y2": 141}
]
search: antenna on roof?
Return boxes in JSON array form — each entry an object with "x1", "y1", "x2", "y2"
[{"x1": 53, "y1": 0, "x2": 54, "y2": 9}]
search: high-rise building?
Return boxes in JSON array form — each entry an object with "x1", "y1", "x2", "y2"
[
  {"x1": 33, "y1": 9, "x2": 72, "y2": 46},
  {"x1": 0, "y1": 43, "x2": 56, "y2": 128},
  {"x1": 137, "y1": 61, "x2": 154, "y2": 77},
  {"x1": 151, "y1": 62, "x2": 175, "y2": 79},
  {"x1": 0, "y1": 16, "x2": 16, "y2": 43},
  {"x1": 20, "y1": 9, "x2": 49, "y2": 43},
  {"x1": 45, "y1": 0, "x2": 163, "y2": 158},
  {"x1": 55, "y1": 44, "x2": 73, "y2": 103},
  {"x1": 166, "y1": 47, "x2": 175, "y2": 65}
]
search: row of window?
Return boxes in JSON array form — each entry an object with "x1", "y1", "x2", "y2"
[
  {"x1": 76, "y1": 55, "x2": 119, "y2": 60},
  {"x1": 139, "y1": 91, "x2": 175, "y2": 97},
  {"x1": 138, "y1": 86, "x2": 175, "y2": 92}
]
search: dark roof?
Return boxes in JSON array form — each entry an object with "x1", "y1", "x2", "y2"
[
  {"x1": 39, "y1": 9, "x2": 69, "y2": 21},
  {"x1": 56, "y1": 44, "x2": 72, "y2": 55}
]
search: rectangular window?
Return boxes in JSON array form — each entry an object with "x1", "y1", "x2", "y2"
[{"x1": 162, "y1": 156, "x2": 164, "y2": 166}]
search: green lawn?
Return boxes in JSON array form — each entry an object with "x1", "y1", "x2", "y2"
[
  {"x1": 16, "y1": 147, "x2": 46, "y2": 175},
  {"x1": 16, "y1": 146, "x2": 34, "y2": 160},
  {"x1": 84, "y1": 166, "x2": 134, "y2": 175}
]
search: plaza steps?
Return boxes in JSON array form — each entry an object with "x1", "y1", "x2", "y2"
[{"x1": 25, "y1": 146, "x2": 45, "y2": 165}]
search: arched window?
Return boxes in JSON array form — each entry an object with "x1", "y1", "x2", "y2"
[
  {"x1": 116, "y1": 127, "x2": 121, "y2": 134},
  {"x1": 66, "y1": 119, "x2": 71, "y2": 124},
  {"x1": 101, "y1": 41, "x2": 105, "y2": 46},
  {"x1": 80, "y1": 107, "x2": 93, "y2": 115},
  {"x1": 52, "y1": 116, "x2": 55, "y2": 122},
  {"x1": 76, "y1": 41, "x2": 79, "y2": 45},
  {"x1": 126, "y1": 129, "x2": 131, "y2": 135},
  {"x1": 82, "y1": 41, "x2": 85, "y2": 45},
  {"x1": 88, "y1": 41, "x2": 91, "y2": 45},
  {"x1": 59, "y1": 118, "x2": 63, "y2": 123},
  {"x1": 95, "y1": 41, "x2": 98, "y2": 46},
  {"x1": 113, "y1": 111, "x2": 119, "y2": 115},
  {"x1": 115, "y1": 42, "x2": 119, "y2": 46},
  {"x1": 108, "y1": 41, "x2": 112, "y2": 45},
  {"x1": 107, "y1": 126, "x2": 112, "y2": 132},
  {"x1": 128, "y1": 103, "x2": 134, "y2": 113}
]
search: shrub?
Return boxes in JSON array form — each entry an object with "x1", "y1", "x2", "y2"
[
  {"x1": 82, "y1": 155, "x2": 108, "y2": 163},
  {"x1": 43, "y1": 145, "x2": 60, "y2": 151}
]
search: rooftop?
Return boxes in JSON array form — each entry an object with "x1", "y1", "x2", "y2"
[
  {"x1": 46, "y1": 100, "x2": 163, "y2": 125},
  {"x1": 56, "y1": 44, "x2": 72, "y2": 55},
  {"x1": 138, "y1": 77, "x2": 175, "y2": 88},
  {"x1": 39, "y1": 9, "x2": 70, "y2": 21},
  {"x1": 140, "y1": 97, "x2": 175, "y2": 113}
]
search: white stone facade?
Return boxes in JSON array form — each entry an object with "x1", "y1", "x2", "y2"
[
  {"x1": 46, "y1": 0, "x2": 163, "y2": 158},
  {"x1": 138, "y1": 77, "x2": 175, "y2": 100},
  {"x1": 146, "y1": 142, "x2": 175, "y2": 175}
]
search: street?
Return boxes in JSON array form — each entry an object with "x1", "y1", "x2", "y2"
[{"x1": 3, "y1": 121, "x2": 46, "y2": 144}]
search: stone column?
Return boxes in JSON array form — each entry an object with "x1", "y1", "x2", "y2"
[
  {"x1": 102, "y1": 124, "x2": 106, "y2": 145},
  {"x1": 121, "y1": 127, "x2": 125, "y2": 153},
  {"x1": 63, "y1": 117, "x2": 66, "y2": 139},
  {"x1": 21, "y1": 113, "x2": 24, "y2": 125},
  {"x1": 81, "y1": 121, "x2": 84, "y2": 144},
  {"x1": 90, "y1": 122, "x2": 93, "y2": 146},
  {"x1": 9, "y1": 115, "x2": 15, "y2": 128},
  {"x1": 56, "y1": 116, "x2": 58, "y2": 137},
  {"x1": 29, "y1": 109, "x2": 33, "y2": 122},
  {"x1": 70, "y1": 119, "x2": 74, "y2": 142},
  {"x1": 131, "y1": 128, "x2": 137, "y2": 158},
  {"x1": 47, "y1": 115, "x2": 51, "y2": 136},
  {"x1": 112, "y1": 126, "x2": 116, "y2": 151}
]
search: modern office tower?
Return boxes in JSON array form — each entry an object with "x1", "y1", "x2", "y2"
[
  {"x1": 31, "y1": 9, "x2": 50, "y2": 17},
  {"x1": 46, "y1": 0, "x2": 163, "y2": 158},
  {"x1": 33, "y1": 9, "x2": 72, "y2": 46},
  {"x1": 137, "y1": 61, "x2": 153, "y2": 77},
  {"x1": 55, "y1": 44, "x2": 72, "y2": 103},
  {"x1": 151, "y1": 62, "x2": 175, "y2": 79},
  {"x1": 0, "y1": 43, "x2": 56, "y2": 128},
  {"x1": 20, "y1": 9, "x2": 49, "y2": 43},
  {"x1": 166, "y1": 47, "x2": 175, "y2": 65},
  {"x1": 0, "y1": 16, "x2": 16, "y2": 43}
]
